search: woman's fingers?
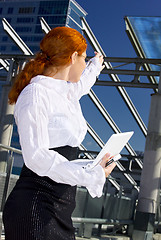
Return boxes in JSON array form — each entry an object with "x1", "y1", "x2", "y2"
[
  {"x1": 100, "y1": 153, "x2": 112, "y2": 168},
  {"x1": 94, "y1": 52, "x2": 104, "y2": 67},
  {"x1": 99, "y1": 152, "x2": 116, "y2": 178},
  {"x1": 104, "y1": 161, "x2": 116, "y2": 178}
]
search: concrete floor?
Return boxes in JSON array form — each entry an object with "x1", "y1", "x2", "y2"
[
  {"x1": 76, "y1": 233, "x2": 161, "y2": 240},
  {"x1": 1, "y1": 233, "x2": 161, "y2": 239},
  {"x1": 76, "y1": 235, "x2": 130, "y2": 240}
]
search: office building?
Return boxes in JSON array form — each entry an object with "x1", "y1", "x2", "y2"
[{"x1": 0, "y1": 0, "x2": 87, "y2": 54}]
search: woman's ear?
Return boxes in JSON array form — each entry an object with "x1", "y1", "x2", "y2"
[{"x1": 71, "y1": 51, "x2": 78, "y2": 64}]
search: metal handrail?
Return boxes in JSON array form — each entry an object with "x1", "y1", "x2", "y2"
[{"x1": 0, "y1": 143, "x2": 22, "y2": 155}]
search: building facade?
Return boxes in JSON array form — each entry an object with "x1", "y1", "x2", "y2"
[{"x1": 0, "y1": 0, "x2": 87, "y2": 54}]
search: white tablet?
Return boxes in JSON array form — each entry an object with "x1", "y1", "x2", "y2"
[
  {"x1": 89, "y1": 131, "x2": 134, "y2": 169},
  {"x1": 71, "y1": 131, "x2": 134, "y2": 169}
]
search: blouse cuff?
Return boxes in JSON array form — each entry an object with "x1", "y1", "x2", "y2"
[
  {"x1": 87, "y1": 57, "x2": 103, "y2": 77},
  {"x1": 86, "y1": 165, "x2": 106, "y2": 198}
]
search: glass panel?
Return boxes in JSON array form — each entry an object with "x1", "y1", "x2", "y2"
[
  {"x1": 38, "y1": 1, "x2": 68, "y2": 15},
  {"x1": 17, "y1": 17, "x2": 34, "y2": 23},
  {"x1": 69, "y1": 1, "x2": 86, "y2": 18},
  {"x1": 15, "y1": 26, "x2": 32, "y2": 32},
  {"x1": 2, "y1": 36, "x2": 8, "y2": 42},
  {"x1": 126, "y1": 16, "x2": 161, "y2": 84},
  {"x1": 67, "y1": 17, "x2": 81, "y2": 32},
  {"x1": 69, "y1": 7, "x2": 82, "y2": 26},
  {"x1": 38, "y1": 15, "x2": 66, "y2": 25},
  {"x1": 68, "y1": 1, "x2": 87, "y2": 33},
  {"x1": 8, "y1": 7, "x2": 13, "y2": 14},
  {"x1": 127, "y1": 17, "x2": 161, "y2": 69},
  {"x1": 18, "y1": 7, "x2": 35, "y2": 14}
]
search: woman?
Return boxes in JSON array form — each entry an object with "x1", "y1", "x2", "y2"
[{"x1": 3, "y1": 27, "x2": 116, "y2": 240}]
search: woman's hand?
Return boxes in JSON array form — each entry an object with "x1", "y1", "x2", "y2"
[
  {"x1": 94, "y1": 52, "x2": 105, "y2": 71},
  {"x1": 99, "y1": 153, "x2": 116, "y2": 178}
]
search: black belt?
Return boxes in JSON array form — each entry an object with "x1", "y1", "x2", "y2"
[
  {"x1": 49, "y1": 145, "x2": 78, "y2": 160},
  {"x1": 20, "y1": 145, "x2": 78, "y2": 179}
]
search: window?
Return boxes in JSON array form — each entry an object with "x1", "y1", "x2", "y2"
[
  {"x1": 39, "y1": 16, "x2": 66, "y2": 25},
  {"x1": 38, "y1": 1, "x2": 68, "y2": 15},
  {"x1": 0, "y1": 46, "x2": 6, "y2": 51},
  {"x1": 35, "y1": 25, "x2": 42, "y2": 34},
  {"x1": 15, "y1": 27, "x2": 32, "y2": 32},
  {"x1": 21, "y1": 36, "x2": 42, "y2": 42},
  {"x1": 8, "y1": 7, "x2": 13, "y2": 14},
  {"x1": 29, "y1": 45, "x2": 40, "y2": 52},
  {"x1": 0, "y1": 8, "x2": 2, "y2": 14},
  {"x1": 19, "y1": 7, "x2": 35, "y2": 14},
  {"x1": 17, "y1": 17, "x2": 34, "y2": 23},
  {"x1": 11, "y1": 45, "x2": 21, "y2": 52},
  {"x1": 2, "y1": 36, "x2": 8, "y2": 42},
  {"x1": 6, "y1": 18, "x2": 11, "y2": 23},
  {"x1": 69, "y1": 7, "x2": 82, "y2": 26}
]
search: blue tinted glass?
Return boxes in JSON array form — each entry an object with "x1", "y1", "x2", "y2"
[
  {"x1": 38, "y1": 1, "x2": 68, "y2": 15},
  {"x1": 8, "y1": 7, "x2": 13, "y2": 14},
  {"x1": 18, "y1": 7, "x2": 35, "y2": 14},
  {"x1": 21, "y1": 36, "x2": 42, "y2": 42},
  {"x1": 15, "y1": 26, "x2": 32, "y2": 32},
  {"x1": 35, "y1": 25, "x2": 42, "y2": 34},
  {"x1": 69, "y1": 7, "x2": 82, "y2": 26},
  {"x1": 67, "y1": 17, "x2": 82, "y2": 33},
  {"x1": 29, "y1": 45, "x2": 40, "y2": 52},
  {"x1": 17, "y1": 17, "x2": 34, "y2": 23},
  {"x1": 11, "y1": 45, "x2": 21, "y2": 52},
  {"x1": 69, "y1": 1, "x2": 86, "y2": 18},
  {"x1": 39, "y1": 16, "x2": 66, "y2": 25},
  {"x1": 128, "y1": 17, "x2": 161, "y2": 61},
  {"x1": 127, "y1": 16, "x2": 161, "y2": 82},
  {"x1": 2, "y1": 36, "x2": 8, "y2": 42},
  {"x1": 6, "y1": 18, "x2": 11, "y2": 23},
  {"x1": 68, "y1": 1, "x2": 86, "y2": 33},
  {"x1": 0, "y1": 46, "x2": 6, "y2": 51}
]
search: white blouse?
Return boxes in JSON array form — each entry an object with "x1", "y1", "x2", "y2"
[{"x1": 14, "y1": 57, "x2": 106, "y2": 198}]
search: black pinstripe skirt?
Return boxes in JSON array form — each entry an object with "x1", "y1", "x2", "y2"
[{"x1": 3, "y1": 146, "x2": 78, "y2": 240}]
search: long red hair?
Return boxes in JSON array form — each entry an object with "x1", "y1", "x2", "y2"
[{"x1": 8, "y1": 27, "x2": 87, "y2": 104}]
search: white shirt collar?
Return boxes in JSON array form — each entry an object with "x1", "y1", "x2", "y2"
[{"x1": 30, "y1": 75, "x2": 70, "y2": 96}]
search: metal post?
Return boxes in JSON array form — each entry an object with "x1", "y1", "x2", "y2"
[
  {"x1": 132, "y1": 70, "x2": 161, "y2": 240},
  {"x1": 0, "y1": 60, "x2": 15, "y2": 173}
]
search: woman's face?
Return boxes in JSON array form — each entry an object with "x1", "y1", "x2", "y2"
[{"x1": 68, "y1": 51, "x2": 87, "y2": 83}]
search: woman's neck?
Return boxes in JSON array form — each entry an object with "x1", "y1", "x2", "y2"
[{"x1": 43, "y1": 65, "x2": 70, "y2": 81}]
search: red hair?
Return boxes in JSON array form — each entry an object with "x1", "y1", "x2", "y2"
[{"x1": 8, "y1": 27, "x2": 87, "y2": 104}]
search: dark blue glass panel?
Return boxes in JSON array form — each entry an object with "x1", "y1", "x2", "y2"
[
  {"x1": 38, "y1": 1, "x2": 68, "y2": 15},
  {"x1": 68, "y1": 0, "x2": 87, "y2": 33},
  {"x1": 128, "y1": 16, "x2": 161, "y2": 77},
  {"x1": 8, "y1": 7, "x2": 13, "y2": 14},
  {"x1": 67, "y1": 17, "x2": 82, "y2": 33},
  {"x1": 37, "y1": 15, "x2": 66, "y2": 24},
  {"x1": 128, "y1": 17, "x2": 161, "y2": 59},
  {"x1": 69, "y1": 1, "x2": 86, "y2": 18}
]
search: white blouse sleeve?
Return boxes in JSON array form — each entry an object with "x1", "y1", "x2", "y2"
[
  {"x1": 15, "y1": 96, "x2": 105, "y2": 198},
  {"x1": 73, "y1": 56, "x2": 102, "y2": 99}
]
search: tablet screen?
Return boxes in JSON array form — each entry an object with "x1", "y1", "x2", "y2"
[{"x1": 90, "y1": 131, "x2": 134, "y2": 168}]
